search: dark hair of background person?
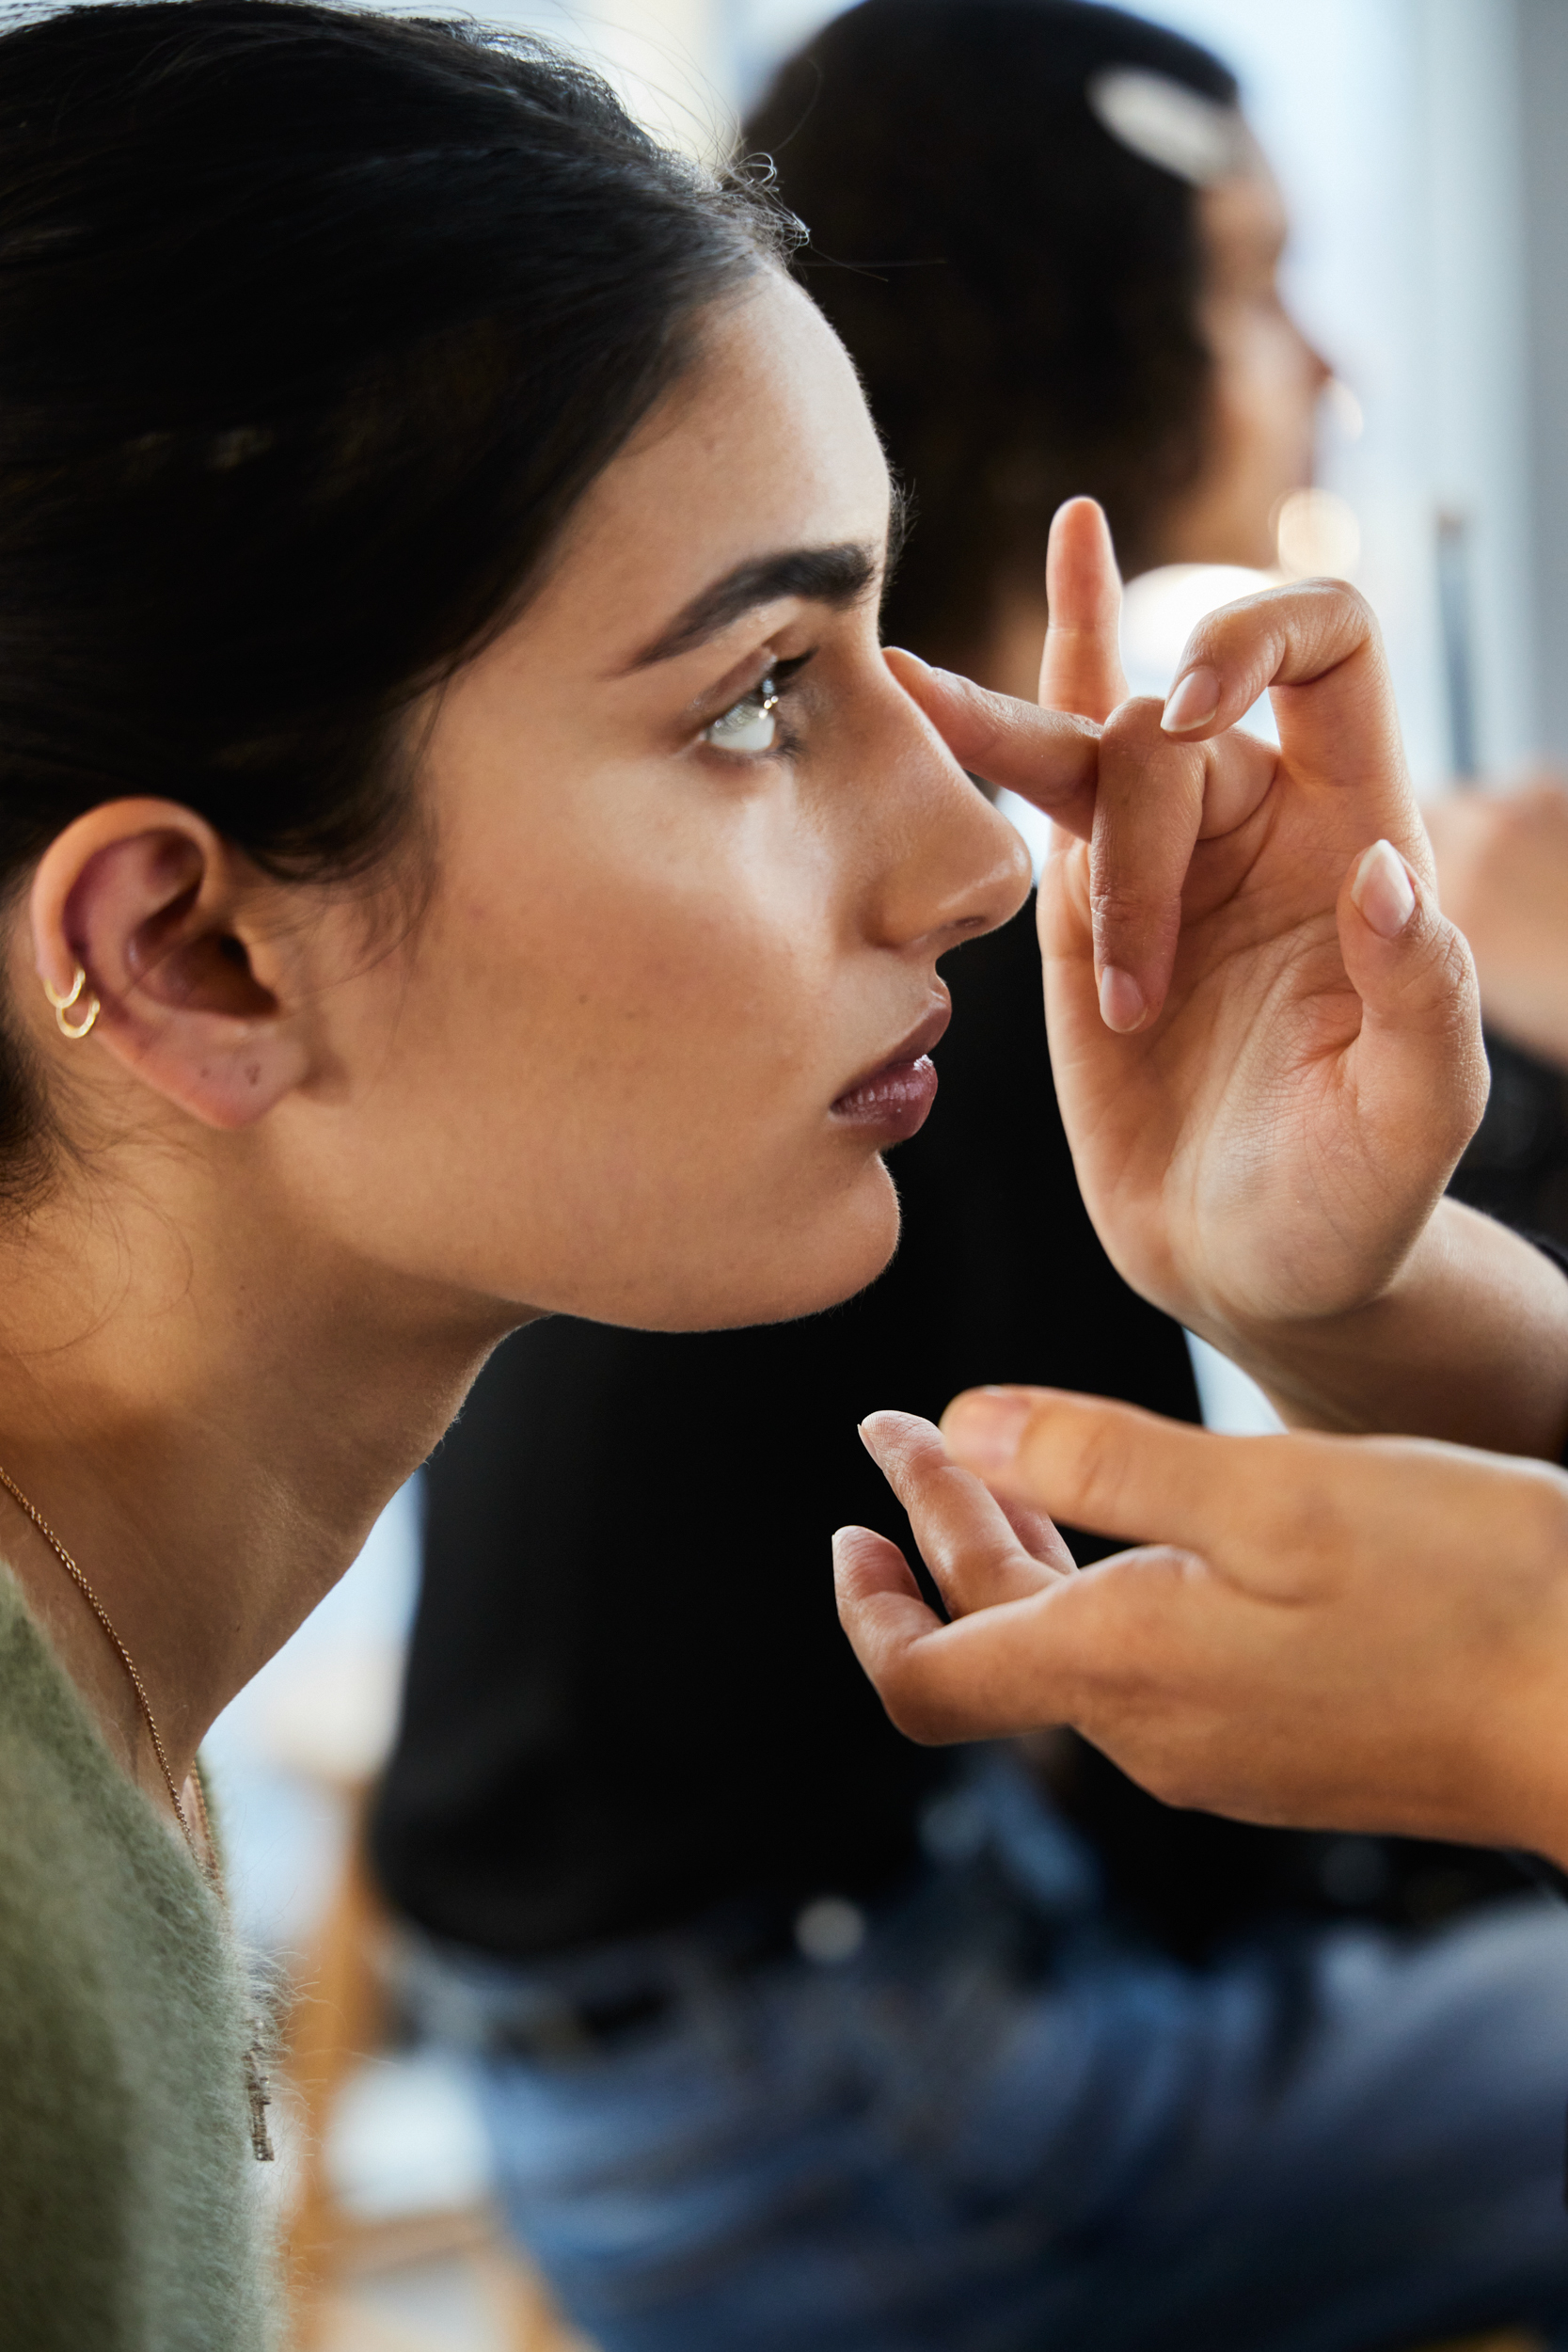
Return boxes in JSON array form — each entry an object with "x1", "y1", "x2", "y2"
[
  {"x1": 0, "y1": 0, "x2": 774, "y2": 1193},
  {"x1": 744, "y1": 0, "x2": 1238, "y2": 667}
]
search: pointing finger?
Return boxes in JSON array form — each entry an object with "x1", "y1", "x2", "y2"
[
  {"x1": 939, "y1": 1386, "x2": 1303, "y2": 1567},
  {"x1": 882, "y1": 652, "x2": 1101, "y2": 841},
  {"x1": 1038, "y1": 498, "x2": 1130, "y2": 723},
  {"x1": 859, "y1": 1406, "x2": 1071, "y2": 1612}
]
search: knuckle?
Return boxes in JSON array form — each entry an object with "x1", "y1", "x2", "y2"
[
  {"x1": 1425, "y1": 914, "x2": 1479, "y2": 1005},
  {"x1": 1035, "y1": 1410, "x2": 1129, "y2": 1534},
  {"x1": 1308, "y1": 576, "x2": 1375, "y2": 632},
  {"x1": 1394, "y1": 906, "x2": 1482, "y2": 1034},
  {"x1": 1099, "y1": 695, "x2": 1166, "y2": 753},
  {"x1": 1088, "y1": 876, "x2": 1156, "y2": 933}
]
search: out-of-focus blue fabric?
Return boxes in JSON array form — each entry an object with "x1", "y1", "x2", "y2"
[{"x1": 407, "y1": 1757, "x2": 1568, "y2": 2352}]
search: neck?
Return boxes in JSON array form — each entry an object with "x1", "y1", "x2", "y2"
[{"x1": 0, "y1": 1151, "x2": 517, "y2": 1814}]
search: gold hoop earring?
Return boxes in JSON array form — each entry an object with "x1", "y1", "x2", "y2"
[{"x1": 42, "y1": 965, "x2": 100, "y2": 1041}]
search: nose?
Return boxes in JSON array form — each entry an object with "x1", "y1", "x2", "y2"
[
  {"x1": 866, "y1": 675, "x2": 1033, "y2": 954},
  {"x1": 1303, "y1": 329, "x2": 1334, "y2": 395}
]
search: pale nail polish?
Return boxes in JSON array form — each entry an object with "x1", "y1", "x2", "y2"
[
  {"x1": 1098, "y1": 964, "x2": 1146, "y2": 1032},
  {"x1": 1161, "y1": 665, "x2": 1221, "y2": 733},
  {"x1": 1350, "y1": 838, "x2": 1417, "y2": 939}
]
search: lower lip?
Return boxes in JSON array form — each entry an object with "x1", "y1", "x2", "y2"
[{"x1": 831, "y1": 1054, "x2": 939, "y2": 1143}]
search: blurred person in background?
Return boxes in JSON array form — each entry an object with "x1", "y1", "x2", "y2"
[{"x1": 372, "y1": 7, "x2": 1568, "y2": 2349}]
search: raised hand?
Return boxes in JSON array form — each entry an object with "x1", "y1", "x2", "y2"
[
  {"x1": 896, "y1": 503, "x2": 1482, "y2": 1332},
  {"x1": 835, "y1": 1391, "x2": 1568, "y2": 1868},
  {"x1": 886, "y1": 501, "x2": 1568, "y2": 1449}
]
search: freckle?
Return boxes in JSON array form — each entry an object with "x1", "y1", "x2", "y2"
[{"x1": 246, "y1": 1063, "x2": 261, "y2": 1087}]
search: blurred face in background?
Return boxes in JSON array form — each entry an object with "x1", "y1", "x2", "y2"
[{"x1": 1155, "y1": 154, "x2": 1332, "y2": 573}]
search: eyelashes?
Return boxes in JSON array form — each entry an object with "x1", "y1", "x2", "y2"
[
  {"x1": 700, "y1": 651, "x2": 814, "y2": 759},
  {"x1": 703, "y1": 675, "x2": 781, "y2": 755}
]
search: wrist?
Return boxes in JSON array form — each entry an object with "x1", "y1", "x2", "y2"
[
  {"x1": 1193, "y1": 1200, "x2": 1568, "y2": 1454},
  {"x1": 1183, "y1": 1200, "x2": 1457, "y2": 1434}
]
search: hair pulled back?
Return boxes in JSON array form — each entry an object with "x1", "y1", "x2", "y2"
[
  {"x1": 744, "y1": 0, "x2": 1238, "y2": 664},
  {"x1": 0, "y1": 0, "x2": 773, "y2": 1176}
]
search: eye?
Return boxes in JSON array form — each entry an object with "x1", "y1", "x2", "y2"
[{"x1": 702, "y1": 674, "x2": 781, "y2": 755}]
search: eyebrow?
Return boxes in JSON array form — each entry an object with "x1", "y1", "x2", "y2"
[{"x1": 626, "y1": 540, "x2": 881, "y2": 670}]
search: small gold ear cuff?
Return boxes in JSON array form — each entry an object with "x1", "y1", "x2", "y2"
[{"x1": 42, "y1": 965, "x2": 100, "y2": 1040}]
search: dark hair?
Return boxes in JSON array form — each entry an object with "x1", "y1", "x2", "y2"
[
  {"x1": 743, "y1": 0, "x2": 1239, "y2": 663},
  {"x1": 0, "y1": 0, "x2": 773, "y2": 1181}
]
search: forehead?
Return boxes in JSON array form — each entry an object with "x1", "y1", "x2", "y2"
[{"x1": 532, "y1": 272, "x2": 892, "y2": 660}]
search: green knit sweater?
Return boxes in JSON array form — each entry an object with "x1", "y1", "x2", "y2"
[{"x1": 0, "y1": 1567, "x2": 277, "y2": 2348}]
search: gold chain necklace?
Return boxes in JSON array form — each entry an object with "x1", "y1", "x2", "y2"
[{"x1": 0, "y1": 1460, "x2": 275, "y2": 2161}]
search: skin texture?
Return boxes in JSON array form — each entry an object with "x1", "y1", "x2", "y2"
[{"x1": 1, "y1": 270, "x2": 1031, "y2": 1836}]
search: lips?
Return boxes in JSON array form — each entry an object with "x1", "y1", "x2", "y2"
[{"x1": 831, "y1": 1002, "x2": 950, "y2": 1143}]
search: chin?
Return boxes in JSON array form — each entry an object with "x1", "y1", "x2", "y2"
[{"x1": 603, "y1": 1161, "x2": 902, "y2": 1334}]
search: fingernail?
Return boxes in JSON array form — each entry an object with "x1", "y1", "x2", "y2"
[
  {"x1": 1098, "y1": 964, "x2": 1146, "y2": 1032},
  {"x1": 1350, "y1": 838, "x2": 1417, "y2": 938},
  {"x1": 1161, "y1": 665, "x2": 1220, "y2": 733},
  {"x1": 943, "y1": 1388, "x2": 1033, "y2": 1474}
]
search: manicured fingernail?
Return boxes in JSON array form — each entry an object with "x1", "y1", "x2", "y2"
[
  {"x1": 1350, "y1": 838, "x2": 1417, "y2": 938},
  {"x1": 1161, "y1": 665, "x2": 1220, "y2": 733},
  {"x1": 943, "y1": 1388, "x2": 1033, "y2": 1473},
  {"x1": 1098, "y1": 964, "x2": 1146, "y2": 1032}
]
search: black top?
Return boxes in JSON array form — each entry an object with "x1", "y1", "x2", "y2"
[
  {"x1": 372, "y1": 901, "x2": 1537, "y2": 1962},
  {"x1": 371, "y1": 901, "x2": 1203, "y2": 1957}
]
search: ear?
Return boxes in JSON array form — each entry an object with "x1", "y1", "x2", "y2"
[{"x1": 27, "y1": 799, "x2": 313, "y2": 1130}]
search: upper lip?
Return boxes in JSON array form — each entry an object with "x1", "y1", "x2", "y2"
[{"x1": 834, "y1": 1000, "x2": 951, "y2": 1103}]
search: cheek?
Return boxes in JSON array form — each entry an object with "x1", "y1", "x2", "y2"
[
  {"x1": 473, "y1": 848, "x2": 821, "y2": 1111},
  {"x1": 380, "y1": 803, "x2": 894, "y2": 1323}
]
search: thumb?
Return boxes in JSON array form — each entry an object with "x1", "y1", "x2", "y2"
[{"x1": 1338, "y1": 838, "x2": 1487, "y2": 1167}]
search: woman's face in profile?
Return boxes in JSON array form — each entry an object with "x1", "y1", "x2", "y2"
[
  {"x1": 1159, "y1": 159, "x2": 1331, "y2": 571},
  {"x1": 282, "y1": 272, "x2": 1029, "y2": 1337}
]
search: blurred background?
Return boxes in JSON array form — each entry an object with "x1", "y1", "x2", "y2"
[{"x1": 193, "y1": 3, "x2": 1568, "y2": 2345}]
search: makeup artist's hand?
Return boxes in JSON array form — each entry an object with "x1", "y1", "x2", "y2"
[
  {"x1": 891, "y1": 501, "x2": 1568, "y2": 1454},
  {"x1": 895, "y1": 500, "x2": 1479, "y2": 1336},
  {"x1": 834, "y1": 1395, "x2": 1568, "y2": 1870}
]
